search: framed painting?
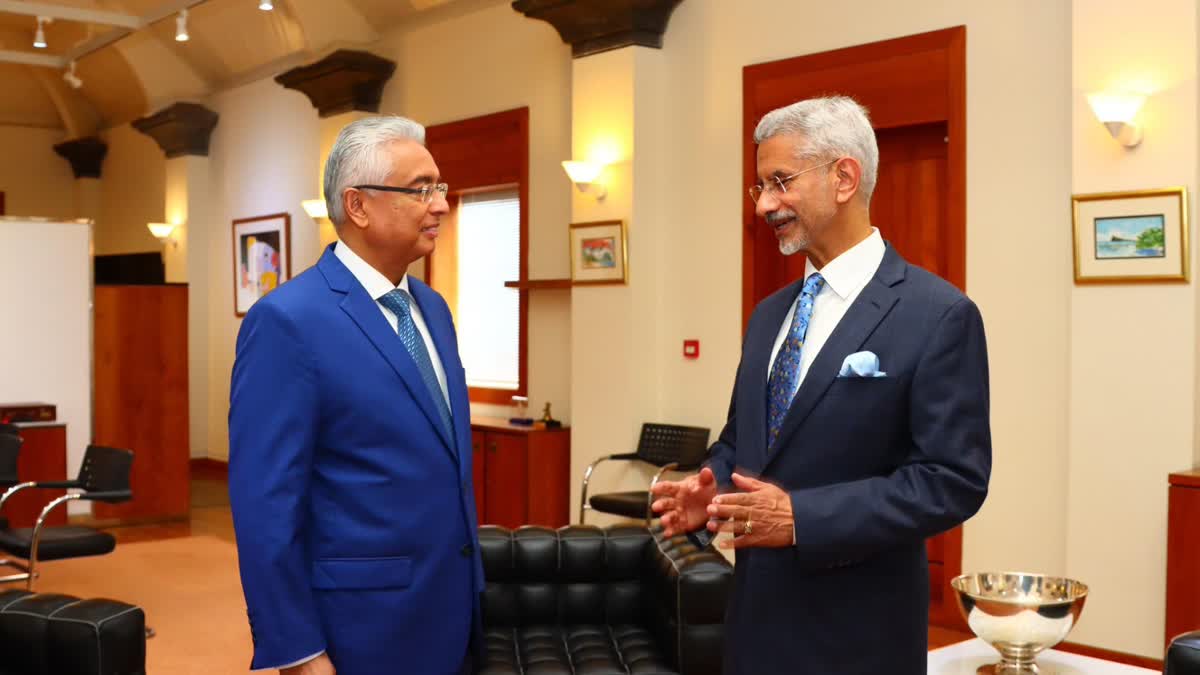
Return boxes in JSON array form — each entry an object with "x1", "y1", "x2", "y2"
[
  {"x1": 569, "y1": 220, "x2": 627, "y2": 285},
  {"x1": 1072, "y1": 187, "x2": 1189, "y2": 283},
  {"x1": 233, "y1": 212, "x2": 291, "y2": 316}
]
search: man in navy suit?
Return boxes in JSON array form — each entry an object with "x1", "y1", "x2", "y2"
[
  {"x1": 652, "y1": 96, "x2": 991, "y2": 674},
  {"x1": 229, "y1": 116, "x2": 481, "y2": 675}
]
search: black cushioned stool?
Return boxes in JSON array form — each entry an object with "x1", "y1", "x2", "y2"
[
  {"x1": 478, "y1": 524, "x2": 732, "y2": 675},
  {"x1": 1168, "y1": 631, "x2": 1200, "y2": 675},
  {"x1": 0, "y1": 589, "x2": 145, "y2": 675}
]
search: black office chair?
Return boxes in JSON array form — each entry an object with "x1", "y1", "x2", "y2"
[
  {"x1": 0, "y1": 422, "x2": 19, "y2": 437},
  {"x1": 579, "y1": 423, "x2": 710, "y2": 525},
  {"x1": 0, "y1": 433, "x2": 21, "y2": 531},
  {"x1": 0, "y1": 444, "x2": 132, "y2": 590}
]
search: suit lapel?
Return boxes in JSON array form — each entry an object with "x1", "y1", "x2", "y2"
[
  {"x1": 409, "y1": 280, "x2": 469, "y2": 457},
  {"x1": 746, "y1": 279, "x2": 805, "y2": 471},
  {"x1": 319, "y1": 248, "x2": 457, "y2": 460},
  {"x1": 765, "y1": 247, "x2": 906, "y2": 466}
]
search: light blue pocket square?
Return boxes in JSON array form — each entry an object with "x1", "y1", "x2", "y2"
[{"x1": 838, "y1": 351, "x2": 887, "y2": 378}]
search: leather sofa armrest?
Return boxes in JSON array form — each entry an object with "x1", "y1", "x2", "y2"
[
  {"x1": 1168, "y1": 630, "x2": 1200, "y2": 675},
  {"x1": 644, "y1": 528, "x2": 733, "y2": 675}
]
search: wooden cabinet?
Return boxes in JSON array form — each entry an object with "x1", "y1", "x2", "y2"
[
  {"x1": 92, "y1": 285, "x2": 190, "y2": 523},
  {"x1": 9, "y1": 424, "x2": 68, "y2": 528},
  {"x1": 1166, "y1": 468, "x2": 1200, "y2": 647},
  {"x1": 470, "y1": 417, "x2": 569, "y2": 529}
]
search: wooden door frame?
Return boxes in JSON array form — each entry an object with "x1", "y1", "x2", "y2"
[{"x1": 741, "y1": 26, "x2": 967, "y2": 630}]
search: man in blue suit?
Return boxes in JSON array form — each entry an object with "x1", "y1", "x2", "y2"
[
  {"x1": 652, "y1": 96, "x2": 991, "y2": 674},
  {"x1": 229, "y1": 116, "x2": 481, "y2": 675}
]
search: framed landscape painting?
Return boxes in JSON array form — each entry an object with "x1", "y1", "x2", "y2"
[
  {"x1": 233, "y1": 212, "x2": 291, "y2": 316},
  {"x1": 569, "y1": 220, "x2": 627, "y2": 285},
  {"x1": 1072, "y1": 187, "x2": 1189, "y2": 284}
]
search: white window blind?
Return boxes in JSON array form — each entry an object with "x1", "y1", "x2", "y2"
[{"x1": 457, "y1": 190, "x2": 520, "y2": 390}]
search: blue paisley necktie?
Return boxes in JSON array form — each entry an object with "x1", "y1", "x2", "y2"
[
  {"x1": 378, "y1": 288, "x2": 453, "y2": 440},
  {"x1": 766, "y1": 273, "x2": 825, "y2": 447}
]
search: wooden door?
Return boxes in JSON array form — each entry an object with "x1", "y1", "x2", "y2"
[
  {"x1": 483, "y1": 432, "x2": 528, "y2": 529},
  {"x1": 743, "y1": 27, "x2": 967, "y2": 629}
]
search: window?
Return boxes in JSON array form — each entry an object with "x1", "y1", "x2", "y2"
[
  {"x1": 456, "y1": 191, "x2": 520, "y2": 391},
  {"x1": 424, "y1": 107, "x2": 529, "y2": 404}
]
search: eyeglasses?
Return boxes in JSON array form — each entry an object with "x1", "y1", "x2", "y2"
[
  {"x1": 353, "y1": 183, "x2": 449, "y2": 204},
  {"x1": 748, "y1": 159, "x2": 838, "y2": 203}
]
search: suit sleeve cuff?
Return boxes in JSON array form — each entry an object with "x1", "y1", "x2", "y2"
[{"x1": 254, "y1": 650, "x2": 325, "y2": 671}]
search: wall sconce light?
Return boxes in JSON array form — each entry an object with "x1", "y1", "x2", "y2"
[
  {"x1": 147, "y1": 222, "x2": 178, "y2": 247},
  {"x1": 301, "y1": 198, "x2": 328, "y2": 220},
  {"x1": 561, "y1": 160, "x2": 607, "y2": 200},
  {"x1": 1087, "y1": 92, "x2": 1147, "y2": 148}
]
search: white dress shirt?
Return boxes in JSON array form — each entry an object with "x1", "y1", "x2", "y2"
[
  {"x1": 335, "y1": 240, "x2": 451, "y2": 408},
  {"x1": 768, "y1": 228, "x2": 886, "y2": 394},
  {"x1": 265, "y1": 242, "x2": 451, "y2": 672}
]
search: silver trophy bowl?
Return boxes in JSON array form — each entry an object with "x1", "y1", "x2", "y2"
[{"x1": 950, "y1": 572, "x2": 1089, "y2": 674}]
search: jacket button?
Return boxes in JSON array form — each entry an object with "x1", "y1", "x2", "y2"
[{"x1": 460, "y1": 544, "x2": 474, "y2": 557}]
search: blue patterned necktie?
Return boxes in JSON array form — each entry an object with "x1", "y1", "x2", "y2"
[
  {"x1": 766, "y1": 272, "x2": 826, "y2": 447},
  {"x1": 378, "y1": 289, "x2": 453, "y2": 439}
]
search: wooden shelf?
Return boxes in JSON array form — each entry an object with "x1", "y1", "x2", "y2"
[{"x1": 503, "y1": 278, "x2": 572, "y2": 290}]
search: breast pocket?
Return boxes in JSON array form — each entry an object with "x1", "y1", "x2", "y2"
[{"x1": 311, "y1": 556, "x2": 413, "y2": 590}]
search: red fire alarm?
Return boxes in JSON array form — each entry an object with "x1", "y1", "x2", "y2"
[{"x1": 683, "y1": 339, "x2": 700, "y2": 359}]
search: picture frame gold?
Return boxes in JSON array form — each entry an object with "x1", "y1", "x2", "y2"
[
  {"x1": 569, "y1": 220, "x2": 628, "y2": 285},
  {"x1": 1071, "y1": 187, "x2": 1189, "y2": 284}
]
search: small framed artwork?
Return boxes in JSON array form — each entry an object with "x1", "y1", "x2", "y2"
[
  {"x1": 1072, "y1": 187, "x2": 1189, "y2": 284},
  {"x1": 569, "y1": 220, "x2": 627, "y2": 285},
  {"x1": 233, "y1": 212, "x2": 291, "y2": 316}
]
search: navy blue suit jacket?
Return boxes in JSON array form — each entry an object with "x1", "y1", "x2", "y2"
[
  {"x1": 228, "y1": 244, "x2": 483, "y2": 674},
  {"x1": 708, "y1": 245, "x2": 991, "y2": 674}
]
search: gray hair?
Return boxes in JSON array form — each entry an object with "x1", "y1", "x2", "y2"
[
  {"x1": 753, "y1": 96, "x2": 879, "y2": 203},
  {"x1": 323, "y1": 115, "x2": 426, "y2": 226}
]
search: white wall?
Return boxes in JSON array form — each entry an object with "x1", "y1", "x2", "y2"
[
  {"x1": 0, "y1": 126, "x2": 75, "y2": 220},
  {"x1": 97, "y1": 124, "x2": 165, "y2": 255},
  {"x1": 201, "y1": 78, "x2": 321, "y2": 460},
  {"x1": 1069, "y1": 0, "x2": 1198, "y2": 654}
]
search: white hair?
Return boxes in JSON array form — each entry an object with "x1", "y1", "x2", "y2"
[
  {"x1": 323, "y1": 115, "x2": 426, "y2": 226},
  {"x1": 753, "y1": 96, "x2": 879, "y2": 203}
]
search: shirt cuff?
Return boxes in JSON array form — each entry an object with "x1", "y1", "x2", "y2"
[{"x1": 254, "y1": 650, "x2": 325, "y2": 671}]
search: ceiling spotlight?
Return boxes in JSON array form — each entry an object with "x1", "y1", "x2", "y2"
[
  {"x1": 63, "y1": 61, "x2": 82, "y2": 89},
  {"x1": 259, "y1": 0, "x2": 274, "y2": 10},
  {"x1": 175, "y1": 9, "x2": 189, "y2": 42},
  {"x1": 33, "y1": 16, "x2": 51, "y2": 49}
]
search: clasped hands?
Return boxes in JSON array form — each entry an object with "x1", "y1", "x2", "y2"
[{"x1": 650, "y1": 467, "x2": 794, "y2": 549}]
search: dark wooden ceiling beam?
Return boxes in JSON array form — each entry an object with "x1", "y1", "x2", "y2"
[
  {"x1": 511, "y1": 0, "x2": 684, "y2": 58},
  {"x1": 275, "y1": 50, "x2": 397, "y2": 118}
]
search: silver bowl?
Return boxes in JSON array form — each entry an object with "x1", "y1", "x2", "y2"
[{"x1": 950, "y1": 572, "x2": 1089, "y2": 674}]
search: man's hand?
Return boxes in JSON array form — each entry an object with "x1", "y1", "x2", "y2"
[
  {"x1": 282, "y1": 654, "x2": 335, "y2": 675},
  {"x1": 705, "y1": 473, "x2": 794, "y2": 549},
  {"x1": 650, "y1": 467, "x2": 718, "y2": 537}
]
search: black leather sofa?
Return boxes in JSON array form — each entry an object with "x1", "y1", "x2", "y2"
[
  {"x1": 0, "y1": 589, "x2": 145, "y2": 674},
  {"x1": 477, "y1": 524, "x2": 733, "y2": 675},
  {"x1": 1168, "y1": 631, "x2": 1200, "y2": 674}
]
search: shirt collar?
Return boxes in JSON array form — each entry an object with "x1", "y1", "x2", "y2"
[
  {"x1": 334, "y1": 240, "x2": 409, "y2": 300},
  {"x1": 803, "y1": 227, "x2": 885, "y2": 300}
]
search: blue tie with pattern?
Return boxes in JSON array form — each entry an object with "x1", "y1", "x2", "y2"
[
  {"x1": 766, "y1": 272, "x2": 826, "y2": 447},
  {"x1": 378, "y1": 289, "x2": 454, "y2": 440}
]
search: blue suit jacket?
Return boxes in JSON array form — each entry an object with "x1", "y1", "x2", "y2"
[
  {"x1": 229, "y1": 244, "x2": 483, "y2": 674},
  {"x1": 708, "y1": 245, "x2": 991, "y2": 675}
]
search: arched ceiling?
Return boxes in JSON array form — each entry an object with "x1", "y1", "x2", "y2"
[{"x1": 0, "y1": 0, "x2": 481, "y2": 137}]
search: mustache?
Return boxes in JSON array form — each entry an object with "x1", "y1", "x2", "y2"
[{"x1": 765, "y1": 210, "x2": 797, "y2": 225}]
